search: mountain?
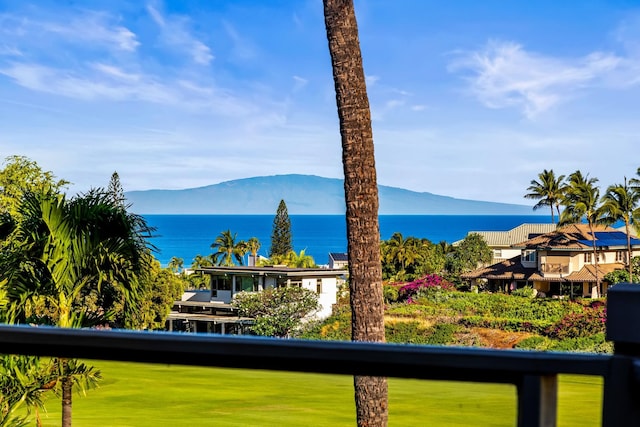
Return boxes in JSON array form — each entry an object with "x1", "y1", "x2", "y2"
[{"x1": 124, "y1": 174, "x2": 540, "y2": 215}]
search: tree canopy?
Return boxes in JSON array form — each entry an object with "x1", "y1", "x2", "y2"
[
  {"x1": 232, "y1": 286, "x2": 319, "y2": 338},
  {"x1": 0, "y1": 155, "x2": 69, "y2": 218}
]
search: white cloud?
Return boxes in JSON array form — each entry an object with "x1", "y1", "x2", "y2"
[
  {"x1": 92, "y1": 63, "x2": 141, "y2": 82},
  {"x1": 449, "y1": 40, "x2": 621, "y2": 119},
  {"x1": 0, "y1": 62, "x2": 258, "y2": 117},
  {"x1": 292, "y1": 75, "x2": 308, "y2": 91},
  {"x1": 146, "y1": 4, "x2": 214, "y2": 65},
  {"x1": 366, "y1": 75, "x2": 380, "y2": 86}
]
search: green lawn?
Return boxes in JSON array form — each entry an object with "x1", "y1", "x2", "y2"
[{"x1": 34, "y1": 361, "x2": 602, "y2": 426}]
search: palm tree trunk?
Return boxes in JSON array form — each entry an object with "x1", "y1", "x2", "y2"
[
  {"x1": 323, "y1": 1, "x2": 388, "y2": 425},
  {"x1": 589, "y1": 221, "x2": 600, "y2": 297},
  {"x1": 61, "y1": 358, "x2": 72, "y2": 427}
]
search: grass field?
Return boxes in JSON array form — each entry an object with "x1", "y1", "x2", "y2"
[{"x1": 33, "y1": 360, "x2": 603, "y2": 426}]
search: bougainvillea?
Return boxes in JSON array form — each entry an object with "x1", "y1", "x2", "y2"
[
  {"x1": 397, "y1": 274, "x2": 455, "y2": 302},
  {"x1": 544, "y1": 305, "x2": 607, "y2": 340}
]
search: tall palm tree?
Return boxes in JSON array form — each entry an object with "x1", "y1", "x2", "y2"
[
  {"x1": 560, "y1": 171, "x2": 604, "y2": 296},
  {"x1": 601, "y1": 178, "x2": 640, "y2": 281},
  {"x1": 323, "y1": 1, "x2": 388, "y2": 425},
  {"x1": 210, "y1": 230, "x2": 245, "y2": 266},
  {"x1": 0, "y1": 189, "x2": 153, "y2": 427},
  {"x1": 246, "y1": 237, "x2": 261, "y2": 266},
  {"x1": 630, "y1": 166, "x2": 640, "y2": 234},
  {"x1": 524, "y1": 169, "x2": 567, "y2": 224}
]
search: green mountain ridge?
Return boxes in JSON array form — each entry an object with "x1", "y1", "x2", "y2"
[{"x1": 124, "y1": 174, "x2": 540, "y2": 215}]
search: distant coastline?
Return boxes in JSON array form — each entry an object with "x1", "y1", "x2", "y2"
[{"x1": 127, "y1": 174, "x2": 540, "y2": 216}]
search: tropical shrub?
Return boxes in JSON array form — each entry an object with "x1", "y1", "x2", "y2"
[
  {"x1": 397, "y1": 274, "x2": 454, "y2": 302},
  {"x1": 460, "y1": 316, "x2": 551, "y2": 334},
  {"x1": 385, "y1": 320, "x2": 433, "y2": 344},
  {"x1": 511, "y1": 286, "x2": 536, "y2": 298},
  {"x1": 297, "y1": 310, "x2": 351, "y2": 341},
  {"x1": 383, "y1": 284, "x2": 400, "y2": 303},
  {"x1": 514, "y1": 335, "x2": 550, "y2": 350},
  {"x1": 544, "y1": 306, "x2": 606, "y2": 340},
  {"x1": 232, "y1": 287, "x2": 319, "y2": 338},
  {"x1": 548, "y1": 333, "x2": 612, "y2": 353},
  {"x1": 426, "y1": 323, "x2": 459, "y2": 345}
]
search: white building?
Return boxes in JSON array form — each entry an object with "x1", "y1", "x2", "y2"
[{"x1": 184, "y1": 265, "x2": 345, "y2": 320}]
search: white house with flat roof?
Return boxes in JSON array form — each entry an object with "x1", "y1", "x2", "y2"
[{"x1": 189, "y1": 265, "x2": 346, "y2": 319}]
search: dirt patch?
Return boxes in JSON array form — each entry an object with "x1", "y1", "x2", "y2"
[{"x1": 470, "y1": 327, "x2": 534, "y2": 349}]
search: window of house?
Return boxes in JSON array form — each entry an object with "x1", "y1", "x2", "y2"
[
  {"x1": 616, "y1": 251, "x2": 627, "y2": 263},
  {"x1": 522, "y1": 250, "x2": 536, "y2": 262},
  {"x1": 213, "y1": 276, "x2": 231, "y2": 291},
  {"x1": 290, "y1": 279, "x2": 302, "y2": 288},
  {"x1": 493, "y1": 249, "x2": 502, "y2": 258},
  {"x1": 584, "y1": 253, "x2": 599, "y2": 263},
  {"x1": 316, "y1": 278, "x2": 322, "y2": 294},
  {"x1": 235, "y1": 276, "x2": 255, "y2": 292}
]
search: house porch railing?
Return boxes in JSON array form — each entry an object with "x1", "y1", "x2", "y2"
[
  {"x1": 2, "y1": 283, "x2": 640, "y2": 426},
  {"x1": 540, "y1": 262, "x2": 570, "y2": 275}
]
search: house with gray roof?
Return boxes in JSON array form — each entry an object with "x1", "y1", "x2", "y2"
[
  {"x1": 455, "y1": 223, "x2": 557, "y2": 265},
  {"x1": 462, "y1": 223, "x2": 640, "y2": 298}
]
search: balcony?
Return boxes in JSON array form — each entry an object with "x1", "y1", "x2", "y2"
[
  {"x1": 541, "y1": 262, "x2": 570, "y2": 275},
  {"x1": 2, "y1": 283, "x2": 640, "y2": 426}
]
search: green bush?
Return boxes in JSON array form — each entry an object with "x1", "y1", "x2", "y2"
[
  {"x1": 548, "y1": 333, "x2": 612, "y2": 353},
  {"x1": 426, "y1": 323, "x2": 459, "y2": 345},
  {"x1": 385, "y1": 321, "x2": 459, "y2": 345},
  {"x1": 386, "y1": 320, "x2": 433, "y2": 344},
  {"x1": 514, "y1": 335, "x2": 551, "y2": 350},
  {"x1": 383, "y1": 284, "x2": 400, "y2": 303},
  {"x1": 385, "y1": 303, "x2": 438, "y2": 317},
  {"x1": 545, "y1": 307, "x2": 606, "y2": 339},
  {"x1": 460, "y1": 315, "x2": 552, "y2": 334},
  {"x1": 511, "y1": 286, "x2": 536, "y2": 298}
]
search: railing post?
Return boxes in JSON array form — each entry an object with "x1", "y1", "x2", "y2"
[
  {"x1": 603, "y1": 283, "x2": 640, "y2": 426},
  {"x1": 517, "y1": 374, "x2": 557, "y2": 427}
]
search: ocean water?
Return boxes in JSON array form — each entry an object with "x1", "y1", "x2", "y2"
[{"x1": 144, "y1": 214, "x2": 550, "y2": 267}]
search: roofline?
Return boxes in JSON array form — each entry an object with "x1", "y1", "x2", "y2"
[{"x1": 197, "y1": 266, "x2": 346, "y2": 277}]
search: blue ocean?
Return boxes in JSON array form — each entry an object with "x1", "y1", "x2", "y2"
[{"x1": 144, "y1": 214, "x2": 550, "y2": 267}]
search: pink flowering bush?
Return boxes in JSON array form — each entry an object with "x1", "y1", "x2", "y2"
[
  {"x1": 398, "y1": 274, "x2": 455, "y2": 303},
  {"x1": 545, "y1": 305, "x2": 606, "y2": 340}
]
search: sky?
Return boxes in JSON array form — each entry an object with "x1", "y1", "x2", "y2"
[{"x1": 1, "y1": 0, "x2": 640, "y2": 206}]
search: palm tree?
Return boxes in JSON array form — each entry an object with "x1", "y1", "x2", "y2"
[
  {"x1": 0, "y1": 189, "x2": 153, "y2": 427},
  {"x1": 210, "y1": 230, "x2": 245, "y2": 266},
  {"x1": 630, "y1": 167, "x2": 640, "y2": 234},
  {"x1": 167, "y1": 256, "x2": 185, "y2": 274},
  {"x1": 524, "y1": 169, "x2": 567, "y2": 224},
  {"x1": 560, "y1": 171, "x2": 604, "y2": 296},
  {"x1": 246, "y1": 237, "x2": 261, "y2": 266},
  {"x1": 601, "y1": 178, "x2": 640, "y2": 281},
  {"x1": 383, "y1": 233, "x2": 424, "y2": 280},
  {"x1": 286, "y1": 249, "x2": 317, "y2": 268},
  {"x1": 323, "y1": 1, "x2": 388, "y2": 425},
  {"x1": 0, "y1": 354, "x2": 57, "y2": 427},
  {"x1": 191, "y1": 254, "x2": 212, "y2": 269}
]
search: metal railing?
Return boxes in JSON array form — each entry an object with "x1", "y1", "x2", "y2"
[{"x1": 2, "y1": 283, "x2": 640, "y2": 426}]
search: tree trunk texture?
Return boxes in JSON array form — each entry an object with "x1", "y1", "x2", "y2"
[
  {"x1": 323, "y1": 1, "x2": 388, "y2": 426},
  {"x1": 61, "y1": 359, "x2": 72, "y2": 427}
]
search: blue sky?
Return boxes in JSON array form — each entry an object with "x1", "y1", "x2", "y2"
[{"x1": 1, "y1": 1, "x2": 639, "y2": 205}]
